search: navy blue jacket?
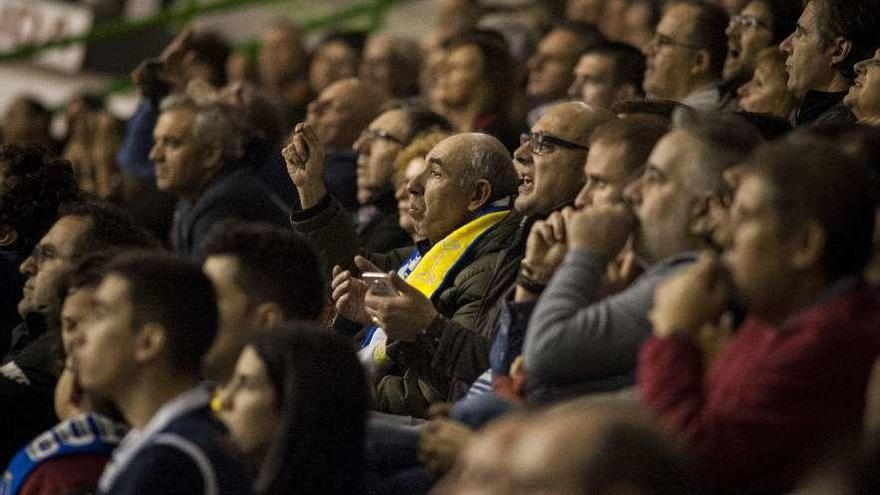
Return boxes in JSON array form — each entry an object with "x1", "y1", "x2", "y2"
[
  {"x1": 97, "y1": 388, "x2": 251, "y2": 495},
  {"x1": 172, "y1": 167, "x2": 288, "y2": 259}
]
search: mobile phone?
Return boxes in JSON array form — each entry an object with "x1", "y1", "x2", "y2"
[{"x1": 362, "y1": 272, "x2": 396, "y2": 297}]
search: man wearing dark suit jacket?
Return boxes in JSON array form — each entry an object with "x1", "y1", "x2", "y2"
[{"x1": 150, "y1": 94, "x2": 287, "y2": 259}]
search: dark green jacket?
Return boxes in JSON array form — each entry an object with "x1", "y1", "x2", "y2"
[{"x1": 291, "y1": 194, "x2": 519, "y2": 416}]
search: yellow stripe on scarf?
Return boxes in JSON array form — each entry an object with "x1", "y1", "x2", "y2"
[{"x1": 405, "y1": 210, "x2": 509, "y2": 298}]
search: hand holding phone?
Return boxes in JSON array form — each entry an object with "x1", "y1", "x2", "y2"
[{"x1": 362, "y1": 272, "x2": 397, "y2": 297}]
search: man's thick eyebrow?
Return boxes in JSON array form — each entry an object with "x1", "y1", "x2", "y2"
[{"x1": 427, "y1": 157, "x2": 444, "y2": 168}]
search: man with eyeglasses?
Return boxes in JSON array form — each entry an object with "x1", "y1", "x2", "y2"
[
  {"x1": 643, "y1": 0, "x2": 734, "y2": 112},
  {"x1": 780, "y1": 0, "x2": 880, "y2": 127},
  {"x1": 523, "y1": 112, "x2": 762, "y2": 403},
  {"x1": 0, "y1": 201, "x2": 155, "y2": 468},
  {"x1": 722, "y1": 0, "x2": 799, "y2": 89},
  {"x1": 351, "y1": 104, "x2": 453, "y2": 253}
]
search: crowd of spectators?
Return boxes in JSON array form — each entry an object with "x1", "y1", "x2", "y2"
[{"x1": 4, "y1": 0, "x2": 880, "y2": 493}]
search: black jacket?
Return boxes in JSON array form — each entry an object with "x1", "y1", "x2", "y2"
[{"x1": 173, "y1": 168, "x2": 288, "y2": 259}]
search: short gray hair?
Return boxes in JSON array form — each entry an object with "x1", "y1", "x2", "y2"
[
  {"x1": 457, "y1": 134, "x2": 519, "y2": 202},
  {"x1": 672, "y1": 110, "x2": 763, "y2": 194},
  {"x1": 160, "y1": 93, "x2": 244, "y2": 166}
]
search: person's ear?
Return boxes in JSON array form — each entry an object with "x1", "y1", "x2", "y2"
[
  {"x1": 135, "y1": 323, "x2": 166, "y2": 363},
  {"x1": 252, "y1": 302, "x2": 284, "y2": 331},
  {"x1": 789, "y1": 220, "x2": 826, "y2": 271},
  {"x1": 691, "y1": 49, "x2": 711, "y2": 76},
  {"x1": 829, "y1": 37, "x2": 853, "y2": 67},
  {"x1": 467, "y1": 179, "x2": 492, "y2": 212},
  {"x1": 202, "y1": 142, "x2": 224, "y2": 171},
  {"x1": 688, "y1": 192, "x2": 713, "y2": 239},
  {"x1": 0, "y1": 225, "x2": 17, "y2": 247}
]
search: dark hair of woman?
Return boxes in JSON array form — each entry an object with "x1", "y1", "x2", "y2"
[{"x1": 251, "y1": 322, "x2": 369, "y2": 495}]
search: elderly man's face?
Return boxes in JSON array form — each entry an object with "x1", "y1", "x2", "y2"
[
  {"x1": 626, "y1": 130, "x2": 703, "y2": 264},
  {"x1": 569, "y1": 53, "x2": 619, "y2": 109},
  {"x1": 512, "y1": 104, "x2": 591, "y2": 216},
  {"x1": 306, "y1": 81, "x2": 357, "y2": 149},
  {"x1": 150, "y1": 108, "x2": 216, "y2": 198},
  {"x1": 408, "y1": 136, "x2": 481, "y2": 243},
  {"x1": 723, "y1": 1, "x2": 775, "y2": 83},
  {"x1": 527, "y1": 29, "x2": 585, "y2": 100},
  {"x1": 437, "y1": 45, "x2": 484, "y2": 110},
  {"x1": 308, "y1": 41, "x2": 358, "y2": 94},
  {"x1": 779, "y1": 1, "x2": 836, "y2": 98},
  {"x1": 353, "y1": 109, "x2": 408, "y2": 204},
  {"x1": 644, "y1": 3, "x2": 703, "y2": 100},
  {"x1": 845, "y1": 49, "x2": 880, "y2": 120},
  {"x1": 18, "y1": 215, "x2": 90, "y2": 317}
]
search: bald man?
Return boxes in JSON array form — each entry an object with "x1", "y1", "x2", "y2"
[
  {"x1": 286, "y1": 127, "x2": 520, "y2": 417},
  {"x1": 303, "y1": 77, "x2": 387, "y2": 210}
]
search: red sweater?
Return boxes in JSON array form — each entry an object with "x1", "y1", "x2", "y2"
[{"x1": 639, "y1": 282, "x2": 880, "y2": 494}]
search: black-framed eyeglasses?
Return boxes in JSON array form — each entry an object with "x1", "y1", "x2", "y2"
[
  {"x1": 649, "y1": 33, "x2": 703, "y2": 51},
  {"x1": 520, "y1": 132, "x2": 589, "y2": 156},
  {"x1": 360, "y1": 127, "x2": 406, "y2": 146},
  {"x1": 729, "y1": 14, "x2": 771, "y2": 31}
]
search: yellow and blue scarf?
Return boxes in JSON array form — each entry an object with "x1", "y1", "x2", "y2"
[{"x1": 359, "y1": 207, "x2": 510, "y2": 367}]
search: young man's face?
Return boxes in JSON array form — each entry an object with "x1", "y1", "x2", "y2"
[
  {"x1": 18, "y1": 215, "x2": 90, "y2": 317},
  {"x1": 575, "y1": 139, "x2": 635, "y2": 208},
  {"x1": 527, "y1": 28, "x2": 585, "y2": 100},
  {"x1": 202, "y1": 255, "x2": 256, "y2": 383},
  {"x1": 779, "y1": 1, "x2": 837, "y2": 98},
  {"x1": 568, "y1": 53, "x2": 619, "y2": 109},
  {"x1": 70, "y1": 274, "x2": 139, "y2": 400}
]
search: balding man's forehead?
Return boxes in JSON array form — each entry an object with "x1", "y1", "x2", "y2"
[{"x1": 536, "y1": 102, "x2": 615, "y2": 140}]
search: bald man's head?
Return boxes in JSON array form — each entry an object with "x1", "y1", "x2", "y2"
[
  {"x1": 514, "y1": 101, "x2": 615, "y2": 215},
  {"x1": 306, "y1": 77, "x2": 386, "y2": 149},
  {"x1": 408, "y1": 132, "x2": 517, "y2": 243},
  {"x1": 508, "y1": 406, "x2": 697, "y2": 495}
]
